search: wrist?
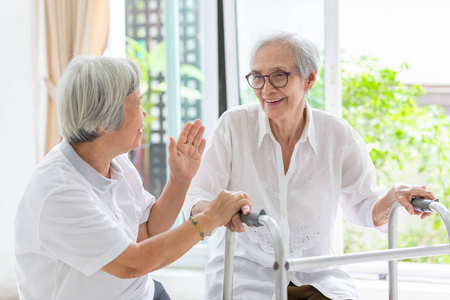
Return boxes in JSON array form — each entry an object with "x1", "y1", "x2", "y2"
[
  {"x1": 191, "y1": 211, "x2": 219, "y2": 236},
  {"x1": 372, "y1": 191, "x2": 395, "y2": 227},
  {"x1": 167, "y1": 175, "x2": 191, "y2": 189}
]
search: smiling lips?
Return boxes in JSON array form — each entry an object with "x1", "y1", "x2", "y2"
[{"x1": 265, "y1": 97, "x2": 284, "y2": 103}]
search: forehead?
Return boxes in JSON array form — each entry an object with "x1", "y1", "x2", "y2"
[{"x1": 252, "y1": 43, "x2": 296, "y2": 72}]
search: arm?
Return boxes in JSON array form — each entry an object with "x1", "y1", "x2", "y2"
[
  {"x1": 339, "y1": 127, "x2": 435, "y2": 228},
  {"x1": 102, "y1": 190, "x2": 251, "y2": 278},
  {"x1": 372, "y1": 183, "x2": 435, "y2": 227},
  {"x1": 143, "y1": 119, "x2": 206, "y2": 237},
  {"x1": 184, "y1": 113, "x2": 250, "y2": 233}
]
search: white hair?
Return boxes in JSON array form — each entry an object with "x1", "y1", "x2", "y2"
[
  {"x1": 249, "y1": 31, "x2": 321, "y2": 80},
  {"x1": 57, "y1": 56, "x2": 141, "y2": 144}
]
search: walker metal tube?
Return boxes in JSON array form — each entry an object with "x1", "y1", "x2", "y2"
[
  {"x1": 223, "y1": 229, "x2": 235, "y2": 300},
  {"x1": 286, "y1": 244, "x2": 450, "y2": 271},
  {"x1": 226, "y1": 199, "x2": 450, "y2": 300},
  {"x1": 429, "y1": 201, "x2": 450, "y2": 241},
  {"x1": 388, "y1": 202, "x2": 402, "y2": 300},
  {"x1": 258, "y1": 215, "x2": 288, "y2": 300},
  {"x1": 389, "y1": 199, "x2": 450, "y2": 300}
]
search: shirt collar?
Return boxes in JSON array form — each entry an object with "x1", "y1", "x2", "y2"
[
  {"x1": 257, "y1": 101, "x2": 318, "y2": 154},
  {"x1": 60, "y1": 139, "x2": 123, "y2": 192}
]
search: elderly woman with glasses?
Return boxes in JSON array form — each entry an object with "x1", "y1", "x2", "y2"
[
  {"x1": 183, "y1": 32, "x2": 435, "y2": 300},
  {"x1": 14, "y1": 56, "x2": 251, "y2": 300}
]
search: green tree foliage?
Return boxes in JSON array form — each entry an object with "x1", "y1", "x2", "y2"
[{"x1": 337, "y1": 56, "x2": 450, "y2": 263}]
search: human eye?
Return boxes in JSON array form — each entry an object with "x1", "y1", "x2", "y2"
[
  {"x1": 273, "y1": 71, "x2": 285, "y2": 78},
  {"x1": 271, "y1": 71, "x2": 286, "y2": 82}
]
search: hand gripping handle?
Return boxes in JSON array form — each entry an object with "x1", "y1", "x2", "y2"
[
  {"x1": 411, "y1": 198, "x2": 440, "y2": 213},
  {"x1": 240, "y1": 209, "x2": 266, "y2": 227}
]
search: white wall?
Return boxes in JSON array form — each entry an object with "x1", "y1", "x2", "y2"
[{"x1": 0, "y1": 0, "x2": 43, "y2": 297}]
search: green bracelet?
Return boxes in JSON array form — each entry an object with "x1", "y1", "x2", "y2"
[{"x1": 189, "y1": 216, "x2": 205, "y2": 241}]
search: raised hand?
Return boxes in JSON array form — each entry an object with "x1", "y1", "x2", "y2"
[{"x1": 167, "y1": 119, "x2": 206, "y2": 182}]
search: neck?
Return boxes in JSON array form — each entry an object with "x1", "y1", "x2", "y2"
[
  {"x1": 71, "y1": 139, "x2": 116, "y2": 178},
  {"x1": 270, "y1": 105, "x2": 307, "y2": 146}
]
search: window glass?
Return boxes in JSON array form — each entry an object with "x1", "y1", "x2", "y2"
[
  {"x1": 236, "y1": 0, "x2": 325, "y2": 109},
  {"x1": 125, "y1": 0, "x2": 205, "y2": 198}
]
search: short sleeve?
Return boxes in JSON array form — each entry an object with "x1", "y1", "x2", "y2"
[
  {"x1": 140, "y1": 191, "x2": 154, "y2": 224},
  {"x1": 39, "y1": 189, "x2": 132, "y2": 276}
]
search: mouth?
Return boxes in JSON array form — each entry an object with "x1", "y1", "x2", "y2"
[
  {"x1": 138, "y1": 125, "x2": 144, "y2": 133},
  {"x1": 265, "y1": 97, "x2": 284, "y2": 103}
]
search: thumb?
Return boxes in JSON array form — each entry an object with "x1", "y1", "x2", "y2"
[
  {"x1": 168, "y1": 137, "x2": 177, "y2": 160},
  {"x1": 241, "y1": 204, "x2": 251, "y2": 215}
]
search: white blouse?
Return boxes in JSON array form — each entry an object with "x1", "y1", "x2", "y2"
[{"x1": 183, "y1": 103, "x2": 386, "y2": 300}]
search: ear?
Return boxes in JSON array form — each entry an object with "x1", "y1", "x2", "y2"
[{"x1": 306, "y1": 70, "x2": 318, "y2": 88}]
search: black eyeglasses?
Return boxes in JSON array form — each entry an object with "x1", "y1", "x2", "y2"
[{"x1": 245, "y1": 69, "x2": 300, "y2": 90}]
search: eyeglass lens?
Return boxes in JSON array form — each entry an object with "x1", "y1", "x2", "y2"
[{"x1": 248, "y1": 71, "x2": 288, "y2": 89}]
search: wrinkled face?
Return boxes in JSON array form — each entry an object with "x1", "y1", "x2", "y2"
[
  {"x1": 107, "y1": 89, "x2": 147, "y2": 154},
  {"x1": 251, "y1": 43, "x2": 308, "y2": 122}
]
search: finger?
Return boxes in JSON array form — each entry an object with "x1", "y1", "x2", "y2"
[
  {"x1": 397, "y1": 194, "x2": 415, "y2": 215},
  {"x1": 408, "y1": 185, "x2": 435, "y2": 200},
  {"x1": 225, "y1": 223, "x2": 233, "y2": 232},
  {"x1": 198, "y1": 138, "x2": 206, "y2": 156},
  {"x1": 421, "y1": 212, "x2": 432, "y2": 220},
  {"x1": 186, "y1": 119, "x2": 202, "y2": 145},
  {"x1": 240, "y1": 193, "x2": 251, "y2": 215},
  {"x1": 167, "y1": 136, "x2": 177, "y2": 161},
  {"x1": 226, "y1": 220, "x2": 237, "y2": 232},
  {"x1": 177, "y1": 122, "x2": 193, "y2": 145},
  {"x1": 192, "y1": 125, "x2": 206, "y2": 147},
  {"x1": 240, "y1": 192, "x2": 252, "y2": 213},
  {"x1": 231, "y1": 213, "x2": 244, "y2": 233}
]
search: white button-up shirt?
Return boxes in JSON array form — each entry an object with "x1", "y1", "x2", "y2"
[{"x1": 183, "y1": 103, "x2": 386, "y2": 300}]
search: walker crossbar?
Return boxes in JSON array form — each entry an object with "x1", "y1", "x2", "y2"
[{"x1": 223, "y1": 198, "x2": 450, "y2": 300}]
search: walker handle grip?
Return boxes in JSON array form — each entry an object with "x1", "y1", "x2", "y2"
[
  {"x1": 240, "y1": 209, "x2": 266, "y2": 227},
  {"x1": 411, "y1": 198, "x2": 439, "y2": 213}
]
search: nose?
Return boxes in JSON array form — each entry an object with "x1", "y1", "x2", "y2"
[
  {"x1": 142, "y1": 107, "x2": 148, "y2": 118},
  {"x1": 261, "y1": 78, "x2": 277, "y2": 94}
]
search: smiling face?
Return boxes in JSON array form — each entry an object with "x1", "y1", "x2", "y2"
[
  {"x1": 106, "y1": 89, "x2": 147, "y2": 154},
  {"x1": 251, "y1": 43, "x2": 310, "y2": 123}
]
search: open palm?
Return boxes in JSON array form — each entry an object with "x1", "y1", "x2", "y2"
[{"x1": 167, "y1": 119, "x2": 206, "y2": 182}]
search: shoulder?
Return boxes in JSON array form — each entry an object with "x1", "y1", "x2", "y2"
[
  {"x1": 113, "y1": 154, "x2": 144, "y2": 186},
  {"x1": 310, "y1": 108, "x2": 366, "y2": 151},
  {"x1": 222, "y1": 103, "x2": 259, "y2": 118},
  {"x1": 22, "y1": 146, "x2": 92, "y2": 207},
  {"x1": 216, "y1": 104, "x2": 260, "y2": 128},
  {"x1": 311, "y1": 108, "x2": 358, "y2": 135}
]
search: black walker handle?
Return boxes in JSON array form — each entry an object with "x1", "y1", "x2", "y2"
[
  {"x1": 411, "y1": 198, "x2": 439, "y2": 213},
  {"x1": 240, "y1": 209, "x2": 266, "y2": 227}
]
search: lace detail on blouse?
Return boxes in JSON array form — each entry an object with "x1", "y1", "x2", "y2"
[{"x1": 241, "y1": 208, "x2": 330, "y2": 257}]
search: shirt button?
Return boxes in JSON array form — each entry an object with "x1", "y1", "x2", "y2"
[{"x1": 281, "y1": 211, "x2": 286, "y2": 217}]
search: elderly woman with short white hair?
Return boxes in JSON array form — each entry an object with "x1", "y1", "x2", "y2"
[
  {"x1": 183, "y1": 32, "x2": 435, "y2": 300},
  {"x1": 14, "y1": 56, "x2": 251, "y2": 300}
]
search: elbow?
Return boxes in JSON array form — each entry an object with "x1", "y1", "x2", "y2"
[{"x1": 123, "y1": 245, "x2": 165, "y2": 278}]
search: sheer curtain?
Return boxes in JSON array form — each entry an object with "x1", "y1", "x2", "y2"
[{"x1": 43, "y1": 0, "x2": 109, "y2": 153}]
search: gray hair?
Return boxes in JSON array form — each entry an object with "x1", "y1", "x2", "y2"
[
  {"x1": 57, "y1": 56, "x2": 141, "y2": 144},
  {"x1": 249, "y1": 32, "x2": 321, "y2": 81}
]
